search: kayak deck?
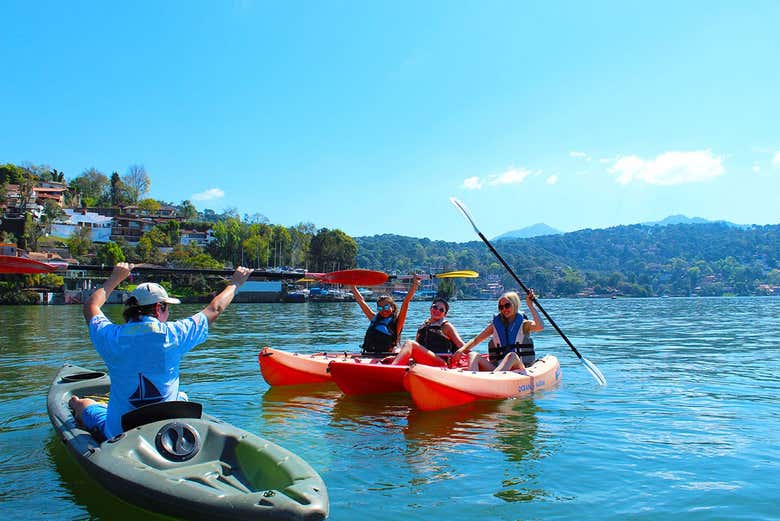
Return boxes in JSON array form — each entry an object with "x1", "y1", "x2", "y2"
[{"x1": 48, "y1": 363, "x2": 328, "y2": 521}]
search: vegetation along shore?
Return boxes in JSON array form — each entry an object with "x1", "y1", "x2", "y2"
[{"x1": 2, "y1": 161, "x2": 779, "y2": 304}]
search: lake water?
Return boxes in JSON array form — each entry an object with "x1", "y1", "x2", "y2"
[{"x1": 0, "y1": 297, "x2": 778, "y2": 520}]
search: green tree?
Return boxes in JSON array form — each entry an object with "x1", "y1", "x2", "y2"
[
  {"x1": 109, "y1": 172, "x2": 129, "y2": 206},
  {"x1": 0, "y1": 163, "x2": 27, "y2": 185},
  {"x1": 67, "y1": 226, "x2": 92, "y2": 258},
  {"x1": 1, "y1": 231, "x2": 16, "y2": 244},
  {"x1": 69, "y1": 168, "x2": 109, "y2": 206},
  {"x1": 96, "y1": 241, "x2": 126, "y2": 265},
  {"x1": 138, "y1": 198, "x2": 161, "y2": 215},
  {"x1": 23, "y1": 212, "x2": 44, "y2": 250},
  {"x1": 178, "y1": 200, "x2": 198, "y2": 220},
  {"x1": 308, "y1": 228, "x2": 358, "y2": 272},
  {"x1": 290, "y1": 222, "x2": 315, "y2": 269}
]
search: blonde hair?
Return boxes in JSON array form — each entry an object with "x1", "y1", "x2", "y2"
[{"x1": 498, "y1": 291, "x2": 522, "y2": 316}]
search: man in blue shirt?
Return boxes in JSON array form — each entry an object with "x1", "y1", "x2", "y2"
[{"x1": 69, "y1": 262, "x2": 253, "y2": 440}]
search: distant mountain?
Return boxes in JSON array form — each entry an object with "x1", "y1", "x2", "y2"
[
  {"x1": 494, "y1": 216, "x2": 749, "y2": 240},
  {"x1": 494, "y1": 223, "x2": 562, "y2": 240},
  {"x1": 642, "y1": 214, "x2": 748, "y2": 229}
]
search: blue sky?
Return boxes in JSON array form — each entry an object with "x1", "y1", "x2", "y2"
[{"x1": 2, "y1": 1, "x2": 779, "y2": 242}]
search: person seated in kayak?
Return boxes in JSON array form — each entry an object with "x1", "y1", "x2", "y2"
[
  {"x1": 391, "y1": 297, "x2": 465, "y2": 366},
  {"x1": 350, "y1": 274, "x2": 421, "y2": 357},
  {"x1": 69, "y1": 262, "x2": 253, "y2": 441},
  {"x1": 452, "y1": 290, "x2": 543, "y2": 372}
]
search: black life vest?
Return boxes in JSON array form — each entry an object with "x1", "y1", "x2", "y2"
[
  {"x1": 361, "y1": 314, "x2": 398, "y2": 355},
  {"x1": 416, "y1": 319, "x2": 456, "y2": 354}
]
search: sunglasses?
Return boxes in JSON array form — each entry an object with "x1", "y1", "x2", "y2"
[
  {"x1": 430, "y1": 305, "x2": 446, "y2": 313},
  {"x1": 498, "y1": 302, "x2": 512, "y2": 310},
  {"x1": 377, "y1": 304, "x2": 392, "y2": 311}
]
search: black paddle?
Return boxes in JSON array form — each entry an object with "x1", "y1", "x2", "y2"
[{"x1": 450, "y1": 197, "x2": 606, "y2": 385}]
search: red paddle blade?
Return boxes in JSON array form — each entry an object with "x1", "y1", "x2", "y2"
[
  {"x1": 0, "y1": 255, "x2": 59, "y2": 274},
  {"x1": 318, "y1": 269, "x2": 388, "y2": 286}
]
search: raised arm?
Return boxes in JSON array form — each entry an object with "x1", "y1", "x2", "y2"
[
  {"x1": 524, "y1": 289, "x2": 544, "y2": 333},
  {"x1": 83, "y1": 262, "x2": 133, "y2": 322},
  {"x1": 202, "y1": 267, "x2": 254, "y2": 325},
  {"x1": 350, "y1": 285, "x2": 375, "y2": 321},
  {"x1": 395, "y1": 274, "x2": 421, "y2": 337}
]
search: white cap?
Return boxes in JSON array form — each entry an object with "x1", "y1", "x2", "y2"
[{"x1": 128, "y1": 282, "x2": 181, "y2": 306}]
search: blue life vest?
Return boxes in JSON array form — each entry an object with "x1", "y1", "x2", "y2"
[
  {"x1": 490, "y1": 313, "x2": 535, "y2": 365},
  {"x1": 361, "y1": 314, "x2": 397, "y2": 354}
]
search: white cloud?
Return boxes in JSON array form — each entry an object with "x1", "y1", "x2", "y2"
[
  {"x1": 772, "y1": 151, "x2": 780, "y2": 168},
  {"x1": 546, "y1": 175, "x2": 558, "y2": 185},
  {"x1": 191, "y1": 188, "x2": 225, "y2": 201},
  {"x1": 462, "y1": 176, "x2": 483, "y2": 190},
  {"x1": 752, "y1": 164, "x2": 761, "y2": 173},
  {"x1": 570, "y1": 151, "x2": 589, "y2": 159},
  {"x1": 608, "y1": 150, "x2": 724, "y2": 186},
  {"x1": 487, "y1": 168, "x2": 533, "y2": 186}
]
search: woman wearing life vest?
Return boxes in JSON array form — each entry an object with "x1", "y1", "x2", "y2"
[
  {"x1": 391, "y1": 297, "x2": 465, "y2": 366},
  {"x1": 453, "y1": 289, "x2": 543, "y2": 372},
  {"x1": 350, "y1": 274, "x2": 421, "y2": 356}
]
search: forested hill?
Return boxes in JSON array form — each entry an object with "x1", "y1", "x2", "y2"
[{"x1": 355, "y1": 223, "x2": 780, "y2": 297}]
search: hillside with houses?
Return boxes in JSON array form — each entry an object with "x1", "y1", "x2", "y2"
[{"x1": 3, "y1": 161, "x2": 780, "y2": 304}]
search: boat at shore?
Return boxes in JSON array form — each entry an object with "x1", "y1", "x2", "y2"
[
  {"x1": 48, "y1": 363, "x2": 329, "y2": 521},
  {"x1": 404, "y1": 355, "x2": 562, "y2": 410}
]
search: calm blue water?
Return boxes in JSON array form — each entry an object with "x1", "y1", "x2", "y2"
[{"x1": 0, "y1": 298, "x2": 778, "y2": 520}]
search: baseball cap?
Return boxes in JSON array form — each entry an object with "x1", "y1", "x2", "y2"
[{"x1": 128, "y1": 282, "x2": 181, "y2": 306}]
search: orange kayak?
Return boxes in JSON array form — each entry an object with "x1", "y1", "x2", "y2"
[
  {"x1": 404, "y1": 355, "x2": 562, "y2": 410},
  {"x1": 258, "y1": 347, "x2": 375, "y2": 386}
]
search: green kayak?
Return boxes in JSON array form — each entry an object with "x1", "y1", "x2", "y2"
[{"x1": 47, "y1": 363, "x2": 329, "y2": 521}]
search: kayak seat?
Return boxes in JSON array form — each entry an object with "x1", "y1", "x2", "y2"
[{"x1": 121, "y1": 401, "x2": 203, "y2": 432}]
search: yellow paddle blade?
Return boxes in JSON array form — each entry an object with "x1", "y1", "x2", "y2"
[
  {"x1": 433, "y1": 270, "x2": 479, "y2": 278},
  {"x1": 296, "y1": 277, "x2": 317, "y2": 282}
]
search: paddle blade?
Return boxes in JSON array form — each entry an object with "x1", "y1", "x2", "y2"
[
  {"x1": 0, "y1": 255, "x2": 59, "y2": 274},
  {"x1": 433, "y1": 270, "x2": 479, "y2": 279},
  {"x1": 582, "y1": 357, "x2": 607, "y2": 386},
  {"x1": 318, "y1": 269, "x2": 388, "y2": 286},
  {"x1": 296, "y1": 277, "x2": 317, "y2": 283},
  {"x1": 449, "y1": 197, "x2": 481, "y2": 234}
]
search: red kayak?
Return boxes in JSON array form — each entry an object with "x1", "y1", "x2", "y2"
[
  {"x1": 258, "y1": 347, "x2": 383, "y2": 386},
  {"x1": 328, "y1": 348, "x2": 484, "y2": 395},
  {"x1": 404, "y1": 355, "x2": 562, "y2": 410},
  {"x1": 328, "y1": 359, "x2": 408, "y2": 395}
]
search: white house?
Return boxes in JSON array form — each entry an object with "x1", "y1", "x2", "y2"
[{"x1": 50, "y1": 209, "x2": 113, "y2": 243}]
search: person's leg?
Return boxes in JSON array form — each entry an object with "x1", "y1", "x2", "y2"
[
  {"x1": 70, "y1": 396, "x2": 108, "y2": 439},
  {"x1": 468, "y1": 351, "x2": 495, "y2": 371},
  {"x1": 391, "y1": 340, "x2": 414, "y2": 365},
  {"x1": 495, "y1": 352, "x2": 526, "y2": 372},
  {"x1": 69, "y1": 395, "x2": 98, "y2": 422}
]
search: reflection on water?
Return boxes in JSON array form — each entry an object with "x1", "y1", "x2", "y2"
[
  {"x1": 45, "y1": 436, "x2": 175, "y2": 521},
  {"x1": 2, "y1": 298, "x2": 780, "y2": 521}
]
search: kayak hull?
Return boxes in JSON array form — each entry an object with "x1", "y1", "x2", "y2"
[
  {"x1": 404, "y1": 355, "x2": 562, "y2": 410},
  {"x1": 258, "y1": 347, "x2": 383, "y2": 386},
  {"x1": 258, "y1": 347, "x2": 335, "y2": 385},
  {"x1": 328, "y1": 360, "x2": 408, "y2": 394},
  {"x1": 48, "y1": 363, "x2": 328, "y2": 521}
]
